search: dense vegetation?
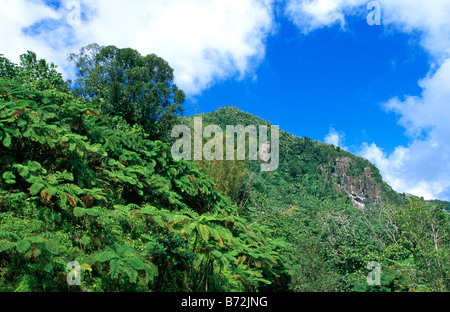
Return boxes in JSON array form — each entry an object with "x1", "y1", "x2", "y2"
[
  {"x1": 1, "y1": 47, "x2": 449, "y2": 292},
  {"x1": 185, "y1": 107, "x2": 450, "y2": 292},
  {"x1": 0, "y1": 49, "x2": 289, "y2": 292},
  {"x1": 68, "y1": 44, "x2": 186, "y2": 142}
]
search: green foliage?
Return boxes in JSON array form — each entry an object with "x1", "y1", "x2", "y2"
[
  {"x1": 178, "y1": 114, "x2": 254, "y2": 207},
  {"x1": 1, "y1": 49, "x2": 448, "y2": 294},
  {"x1": 193, "y1": 106, "x2": 450, "y2": 292},
  {"x1": 1, "y1": 51, "x2": 69, "y2": 92},
  {"x1": 393, "y1": 198, "x2": 450, "y2": 291},
  {"x1": 68, "y1": 43, "x2": 185, "y2": 142},
  {"x1": 0, "y1": 54, "x2": 288, "y2": 292}
]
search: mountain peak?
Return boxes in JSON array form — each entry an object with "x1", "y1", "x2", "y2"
[{"x1": 184, "y1": 106, "x2": 402, "y2": 209}]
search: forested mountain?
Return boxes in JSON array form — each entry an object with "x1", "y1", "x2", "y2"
[
  {"x1": 1, "y1": 48, "x2": 449, "y2": 292},
  {"x1": 182, "y1": 107, "x2": 450, "y2": 292}
]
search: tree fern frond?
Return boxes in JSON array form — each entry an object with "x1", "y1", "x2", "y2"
[
  {"x1": 16, "y1": 239, "x2": 31, "y2": 253},
  {"x1": 0, "y1": 241, "x2": 15, "y2": 253},
  {"x1": 198, "y1": 224, "x2": 210, "y2": 243},
  {"x1": 125, "y1": 257, "x2": 147, "y2": 271},
  {"x1": 29, "y1": 183, "x2": 45, "y2": 196},
  {"x1": 0, "y1": 230, "x2": 20, "y2": 240},
  {"x1": 95, "y1": 251, "x2": 118, "y2": 263},
  {"x1": 44, "y1": 240, "x2": 60, "y2": 255},
  {"x1": 109, "y1": 258, "x2": 123, "y2": 278},
  {"x1": 25, "y1": 236, "x2": 46, "y2": 244},
  {"x1": 123, "y1": 265, "x2": 138, "y2": 283}
]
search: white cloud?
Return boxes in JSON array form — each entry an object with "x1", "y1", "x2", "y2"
[
  {"x1": 285, "y1": 0, "x2": 365, "y2": 33},
  {"x1": 286, "y1": 0, "x2": 450, "y2": 200},
  {"x1": 0, "y1": 0, "x2": 276, "y2": 94},
  {"x1": 0, "y1": 1, "x2": 62, "y2": 64},
  {"x1": 371, "y1": 57, "x2": 450, "y2": 200},
  {"x1": 285, "y1": 0, "x2": 450, "y2": 56},
  {"x1": 360, "y1": 141, "x2": 450, "y2": 200},
  {"x1": 367, "y1": 1, "x2": 450, "y2": 200},
  {"x1": 324, "y1": 126, "x2": 347, "y2": 149}
]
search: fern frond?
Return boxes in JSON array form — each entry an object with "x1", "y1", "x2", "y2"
[
  {"x1": 16, "y1": 239, "x2": 31, "y2": 253},
  {"x1": 0, "y1": 230, "x2": 19, "y2": 240},
  {"x1": 125, "y1": 257, "x2": 147, "y2": 271},
  {"x1": 0, "y1": 241, "x2": 15, "y2": 253},
  {"x1": 198, "y1": 224, "x2": 210, "y2": 243},
  {"x1": 95, "y1": 251, "x2": 118, "y2": 263},
  {"x1": 109, "y1": 259, "x2": 123, "y2": 278},
  {"x1": 123, "y1": 265, "x2": 138, "y2": 283}
]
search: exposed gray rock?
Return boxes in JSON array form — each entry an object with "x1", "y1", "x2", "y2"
[{"x1": 333, "y1": 157, "x2": 381, "y2": 209}]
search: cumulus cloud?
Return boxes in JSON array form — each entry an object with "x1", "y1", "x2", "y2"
[
  {"x1": 365, "y1": 56, "x2": 450, "y2": 200},
  {"x1": 285, "y1": 0, "x2": 450, "y2": 54},
  {"x1": 0, "y1": 1, "x2": 63, "y2": 64},
  {"x1": 0, "y1": 0, "x2": 276, "y2": 94},
  {"x1": 286, "y1": 0, "x2": 450, "y2": 200},
  {"x1": 366, "y1": 1, "x2": 450, "y2": 200},
  {"x1": 360, "y1": 141, "x2": 450, "y2": 200},
  {"x1": 324, "y1": 126, "x2": 347, "y2": 150},
  {"x1": 285, "y1": 0, "x2": 366, "y2": 33}
]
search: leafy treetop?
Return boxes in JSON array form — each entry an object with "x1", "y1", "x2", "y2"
[{"x1": 68, "y1": 44, "x2": 186, "y2": 141}]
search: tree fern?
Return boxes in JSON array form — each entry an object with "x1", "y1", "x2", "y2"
[
  {"x1": 0, "y1": 230, "x2": 20, "y2": 240},
  {"x1": 125, "y1": 257, "x2": 147, "y2": 271},
  {"x1": 0, "y1": 54, "x2": 292, "y2": 292},
  {"x1": 109, "y1": 258, "x2": 123, "y2": 278},
  {"x1": 0, "y1": 241, "x2": 15, "y2": 253},
  {"x1": 198, "y1": 224, "x2": 210, "y2": 243},
  {"x1": 95, "y1": 251, "x2": 118, "y2": 263},
  {"x1": 30, "y1": 182, "x2": 45, "y2": 196},
  {"x1": 16, "y1": 239, "x2": 32, "y2": 253}
]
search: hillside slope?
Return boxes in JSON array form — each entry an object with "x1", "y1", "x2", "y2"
[
  {"x1": 183, "y1": 106, "x2": 450, "y2": 292},
  {"x1": 184, "y1": 106, "x2": 403, "y2": 210},
  {"x1": 1, "y1": 47, "x2": 448, "y2": 292}
]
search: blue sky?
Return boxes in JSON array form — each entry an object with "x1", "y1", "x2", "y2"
[
  {"x1": 191, "y1": 14, "x2": 430, "y2": 155},
  {"x1": 1, "y1": 0, "x2": 450, "y2": 201}
]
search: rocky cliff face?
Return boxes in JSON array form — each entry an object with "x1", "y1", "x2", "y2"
[{"x1": 333, "y1": 156, "x2": 382, "y2": 209}]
